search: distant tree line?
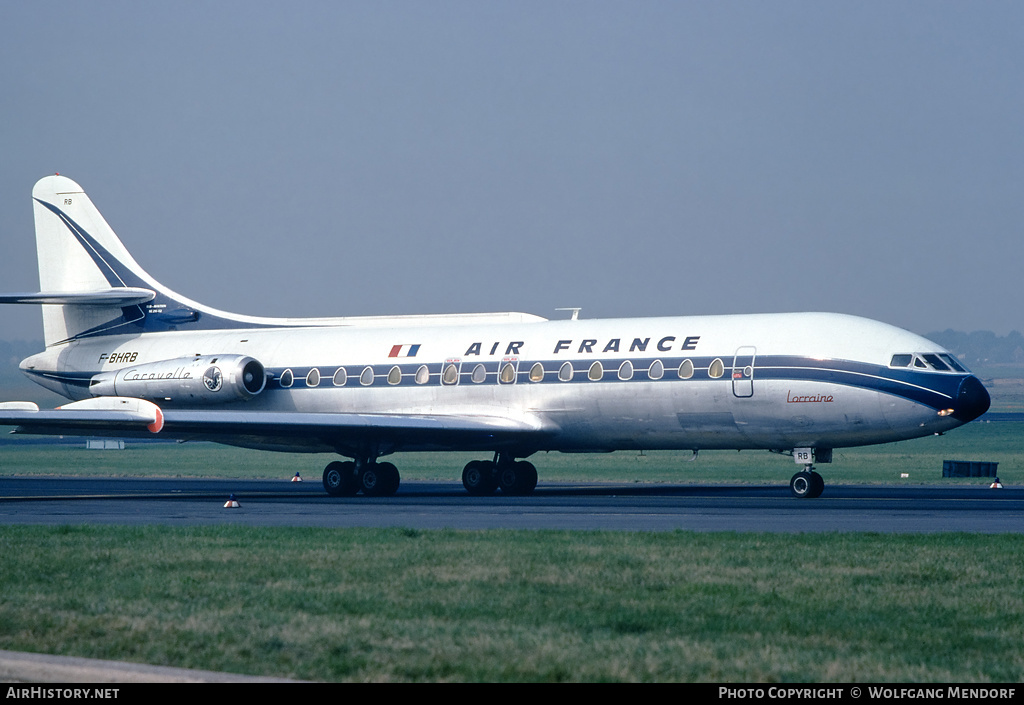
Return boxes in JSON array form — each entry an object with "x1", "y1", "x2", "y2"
[{"x1": 925, "y1": 330, "x2": 1024, "y2": 366}]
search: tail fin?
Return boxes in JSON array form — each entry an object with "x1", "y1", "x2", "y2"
[
  {"x1": 13, "y1": 175, "x2": 251, "y2": 346},
  {"x1": 33, "y1": 175, "x2": 151, "y2": 294},
  {"x1": 30, "y1": 175, "x2": 159, "y2": 345}
]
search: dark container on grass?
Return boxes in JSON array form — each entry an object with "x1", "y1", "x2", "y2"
[{"x1": 942, "y1": 460, "x2": 998, "y2": 478}]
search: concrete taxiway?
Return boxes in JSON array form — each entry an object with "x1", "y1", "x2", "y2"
[{"x1": 1, "y1": 477, "x2": 1021, "y2": 532}]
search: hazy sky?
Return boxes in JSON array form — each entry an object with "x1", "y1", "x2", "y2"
[{"x1": 1, "y1": 1, "x2": 1022, "y2": 342}]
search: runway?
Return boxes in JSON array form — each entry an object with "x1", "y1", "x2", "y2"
[{"x1": 1, "y1": 477, "x2": 1022, "y2": 532}]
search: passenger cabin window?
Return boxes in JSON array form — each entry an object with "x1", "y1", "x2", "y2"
[
  {"x1": 415, "y1": 365, "x2": 430, "y2": 385},
  {"x1": 618, "y1": 360, "x2": 633, "y2": 381},
  {"x1": 443, "y1": 363, "x2": 459, "y2": 385},
  {"x1": 471, "y1": 364, "x2": 487, "y2": 383},
  {"x1": 306, "y1": 368, "x2": 320, "y2": 387},
  {"x1": 333, "y1": 367, "x2": 347, "y2": 386},
  {"x1": 709, "y1": 358, "x2": 724, "y2": 379},
  {"x1": 280, "y1": 369, "x2": 294, "y2": 388},
  {"x1": 678, "y1": 359, "x2": 694, "y2": 379},
  {"x1": 558, "y1": 362, "x2": 573, "y2": 382},
  {"x1": 500, "y1": 362, "x2": 516, "y2": 384},
  {"x1": 360, "y1": 366, "x2": 374, "y2": 386},
  {"x1": 387, "y1": 366, "x2": 402, "y2": 385},
  {"x1": 588, "y1": 361, "x2": 603, "y2": 381},
  {"x1": 529, "y1": 362, "x2": 545, "y2": 382}
]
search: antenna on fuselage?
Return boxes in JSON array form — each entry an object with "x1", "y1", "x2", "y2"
[{"x1": 555, "y1": 307, "x2": 581, "y2": 320}]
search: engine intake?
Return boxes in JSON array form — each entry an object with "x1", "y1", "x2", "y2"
[{"x1": 89, "y1": 355, "x2": 266, "y2": 404}]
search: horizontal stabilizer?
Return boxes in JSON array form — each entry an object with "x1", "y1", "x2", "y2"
[{"x1": 0, "y1": 288, "x2": 155, "y2": 306}]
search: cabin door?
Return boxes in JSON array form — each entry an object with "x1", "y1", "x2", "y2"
[{"x1": 732, "y1": 346, "x2": 756, "y2": 398}]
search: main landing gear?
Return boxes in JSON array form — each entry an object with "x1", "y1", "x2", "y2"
[
  {"x1": 323, "y1": 459, "x2": 400, "y2": 497},
  {"x1": 462, "y1": 454, "x2": 538, "y2": 496},
  {"x1": 321, "y1": 453, "x2": 539, "y2": 498}
]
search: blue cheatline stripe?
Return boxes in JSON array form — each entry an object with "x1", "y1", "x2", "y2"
[
  {"x1": 242, "y1": 354, "x2": 965, "y2": 410},
  {"x1": 22, "y1": 353, "x2": 968, "y2": 412}
]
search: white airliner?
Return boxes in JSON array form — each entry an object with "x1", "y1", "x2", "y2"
[{"x1": 0, "y1": 175, "x2": 991, "y2": 498}]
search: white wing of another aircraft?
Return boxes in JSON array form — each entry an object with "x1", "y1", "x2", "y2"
[{"x1": 0, "y1": 175, "x2": 990, "y2": 498}]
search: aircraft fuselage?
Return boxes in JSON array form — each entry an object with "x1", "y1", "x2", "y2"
[{"x1": 20, "y1": 311, "x2": 987, "y2": 457}]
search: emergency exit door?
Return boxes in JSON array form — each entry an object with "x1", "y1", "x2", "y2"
[{"x1": 732, "y1": 346, "x2": 756, "y2": 398}]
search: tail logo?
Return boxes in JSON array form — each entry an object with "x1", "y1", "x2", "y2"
[{"x1": 203, "y1": 366, "x2": 224, "y2": 393}]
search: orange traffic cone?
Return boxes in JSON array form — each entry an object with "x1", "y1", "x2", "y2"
[{"x1": 224, "y1": 494, "x2": 240, "y2": 508}]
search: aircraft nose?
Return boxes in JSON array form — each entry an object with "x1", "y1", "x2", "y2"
[{"x1": 952, "y1": 376, "x2": 990, "y2": 423}]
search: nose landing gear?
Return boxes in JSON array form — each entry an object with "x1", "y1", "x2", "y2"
[
  {"x1": 786, "y1": 447, "x2": 828, "y2": 498},
  {"x1": 790, "y1": 467, "x2": 825, "y2": 498}
]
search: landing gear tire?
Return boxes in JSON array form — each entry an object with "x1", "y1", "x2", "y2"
[
  {"x1": 360, "y1": 461, "x2": 400, "y2": 497},
  {"x1": 323, "y1": 461, "x2": 359, "y2": 497},
  {"x1": 462, "y1": 460, "x2": 497, "y2": 496},
  {"x1": 790, "y1": 470, "x2": 824, "y2": 499},
  {"x1": 498, "y1": 460, "x2": 538, "y2": 496},
  {"x1": 809, "y1": 471, "x2": 824, "y2": 498}
]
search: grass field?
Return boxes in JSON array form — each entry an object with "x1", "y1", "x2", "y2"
[
  {"x1": 0, "y1": 527, "x2": 1021, "y2": 682},
  {"x1": 0, "y1": 419, "x2": 1021, "y2": 682}
]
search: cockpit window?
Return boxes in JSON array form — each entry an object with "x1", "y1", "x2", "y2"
[
  {"x1": 921, "y1": 354, "x2": 951, "y2": 371},
  {"x1": 892, "y1": 352, "x2": 970, "y2": 373},
  {"x1": 940, "y1": 354, "x2": 968, "y2": 372}
]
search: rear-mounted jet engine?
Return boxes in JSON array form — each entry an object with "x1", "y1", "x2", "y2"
[{"x1": 89, "y1": 354, "x2": 266, "y2": 404}]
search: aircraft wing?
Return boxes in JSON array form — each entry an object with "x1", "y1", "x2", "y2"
[{"x1": 0, "y1": 399, "x2": 556, "y2": 454}]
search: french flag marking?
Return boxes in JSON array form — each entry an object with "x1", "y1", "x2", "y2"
[{"x1": 389, "y1": 344, "x2": 421, "y2": 358}]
